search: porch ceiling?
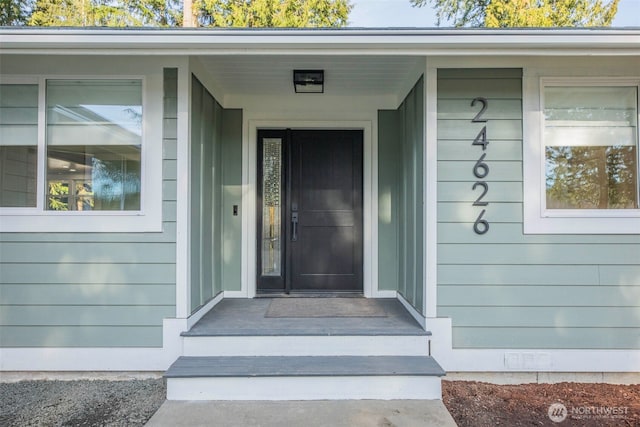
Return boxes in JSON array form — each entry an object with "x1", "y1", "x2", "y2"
[{"x1": 196, "y1": 55, "x2": 424, "y2": 98}]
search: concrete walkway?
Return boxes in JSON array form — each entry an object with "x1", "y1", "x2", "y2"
[{"x1": 146, "y1": 400, "x2": 458, "y2": 427}]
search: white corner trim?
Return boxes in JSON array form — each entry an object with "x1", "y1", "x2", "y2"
[
  {"x1": 397, "y1": 292, "x2": 427, "y2": 330},
  {"x1": 186, "y1": 292, "x2": 224, "y2": 330},
  {"x1": 175, "y1": 61, "x2": 192, "y2": 319},
  {"x1": 424, "y1": 60, "x2": 438, "y2": 319},
  {"x1": 428, "y1": 317, "x2": 640, "y2": 373},
  {"x1": 0, "y1": 318, "x2": 186, "y2": 371}
]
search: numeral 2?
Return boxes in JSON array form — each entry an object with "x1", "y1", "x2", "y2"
[
  {"x1": 471, "y1": 97, "x2": 488, "y2": 122},
  {"x1": 472, "y1": 181, "x2": 488, "y2": 206}
]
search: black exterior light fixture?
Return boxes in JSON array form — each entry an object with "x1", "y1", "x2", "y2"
[{"x1": 293, "y1": 70, "x2": 324, "y2": 93}]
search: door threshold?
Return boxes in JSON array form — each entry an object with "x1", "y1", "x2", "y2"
[{"x1": 255, "y1": 292, "x2": 364, "y2": 298}]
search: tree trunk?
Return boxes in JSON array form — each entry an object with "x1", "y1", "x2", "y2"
[{"x1": 183, "y1": 0, "x2": 196, "y2": 27}]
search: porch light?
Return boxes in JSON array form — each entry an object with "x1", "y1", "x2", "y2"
[{"x1": 293, "y1": 70, "x2": 324, "y2": 93}]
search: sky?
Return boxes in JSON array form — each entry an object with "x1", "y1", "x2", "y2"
[{"x1": 349, "y1": 0, "x2": 640, "y2": 28}]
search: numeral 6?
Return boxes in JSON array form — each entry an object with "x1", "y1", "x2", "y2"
[
  {"x1": 473, "y1": 153, "x2": 489, "y2": 179},
  {"x1": 473, "y1": 209, "x2": 489, "y2": 235}
]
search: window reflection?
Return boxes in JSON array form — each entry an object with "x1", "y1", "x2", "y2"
[
  {"x1": 261, "y1": 138, "x2": 282, "y2": 276},
  {"x1": 544, "y1": 85, "x2": 639, "y2": 210}
]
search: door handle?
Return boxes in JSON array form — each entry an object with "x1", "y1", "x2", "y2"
[{"x1": 291, "y1": 212, "x2": 298, "y2": 241}]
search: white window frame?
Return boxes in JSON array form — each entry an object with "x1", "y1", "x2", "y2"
[
  {"x1": 0, "y1": 74, "x2": 163, "y2": 233},
  {"x1": 524, "y1": 77, "x2": 640, "y2": 234}
]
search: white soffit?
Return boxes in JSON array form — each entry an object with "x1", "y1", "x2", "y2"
[{"x1": 197, "y1": 55, "x2": 424, "y2": 96}]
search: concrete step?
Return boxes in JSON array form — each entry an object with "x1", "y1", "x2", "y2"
[
  {"x1": 182, "y1": 334, "x2": 430, "y2": 356},
  {"x1": 165, "y1": 355, "x2": 444, "y2": 400}
]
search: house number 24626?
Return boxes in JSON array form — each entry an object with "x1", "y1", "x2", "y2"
[{"x1": 471, "y1": 97, "x2": 489, "y2": 235}]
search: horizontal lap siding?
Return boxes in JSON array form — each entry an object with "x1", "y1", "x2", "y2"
[
  {"x1": 437, "y1": 68, "x2": 640, "y2": 350},
  {"x1": 0, "y1": 68, "x2": 179, "y2": 347}
]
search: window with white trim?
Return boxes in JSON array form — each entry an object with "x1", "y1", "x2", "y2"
[
  {"x1": 46, "y1": 80, "x2": 142, "y2": 211},
  {"x1": 524, "y1": 78, "x2": 640, "y2": 234},
  {"x1": 0, "y1": 76, "x2": 162, "y2": 233}
]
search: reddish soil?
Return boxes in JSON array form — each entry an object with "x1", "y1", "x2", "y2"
[{"x1": 442, "y1": 381, "x2": 640, "y2": 426}]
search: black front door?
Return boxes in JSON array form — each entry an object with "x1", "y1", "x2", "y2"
[{"x1": 257, "y1": 129, "x2": 363, "y2": 293}]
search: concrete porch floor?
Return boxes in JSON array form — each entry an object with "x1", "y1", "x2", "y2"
[{"x1": 183, "y1": 298, "x2": 428, "y2": 336}]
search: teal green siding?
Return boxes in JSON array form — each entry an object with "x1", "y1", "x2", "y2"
[
  {"x1": 0, "y1": 68, "x2": 179, "y2": 348},
  {"x1": 437, "y1": 68, "x2": 640, "y2": 349},
  {"x1": 189, "y1": 76, "x2": 243, "y2": 311},
  {"x1": 221, "y1": 109, "x2": 243, "y2": 292},
  {"x1": 377, "y1": 110, "x2": 400, "y2": 291},
  {"x1": 378, "y1": 76, "x2": 424, "y2": 313}
]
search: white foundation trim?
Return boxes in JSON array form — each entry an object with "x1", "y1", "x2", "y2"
[
  {"x1": 397, "y1": 292, "x2": 427, "y2": 330},
  {"x1": 428, "y1": 318, "x2": 640, "y2": 373},
  {"x1": 244, "y1": 119, "x2": 377, "y2": 298},
  {"x1": 167, "y1": 376, "x2": 442, "y2": 401},
  {"x1": 0, "y1": 318, "x2": 186, "y2": 371}
]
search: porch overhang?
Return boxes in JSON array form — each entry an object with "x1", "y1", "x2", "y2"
[{"x1": 1, "y1": 27, "x2": 639, "y2": 57}]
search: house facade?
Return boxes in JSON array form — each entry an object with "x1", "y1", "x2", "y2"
[{"x1": 0, "y1": 28, "x2": 639, "y2": 394}]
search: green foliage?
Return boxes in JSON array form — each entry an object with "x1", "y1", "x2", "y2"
[
  {"x1": 411, "y1": 0, "x2": 619, "y2": 27},
  {"x1": 16, "y1": 0, "x2": 350, "y2": 27},
  {"x1": 194, "y1": 0, "x2": 352, "y2": 27},
  {"x1": 1, "y1": 0, "x2": 35, "y2": 25},
  {"x1": 27, "y1": 0, "x2": 181, "y2": 27},
  {"x1": 546, "y1": 146, "x2": 637, "y2": 209},
  {"x1": 48, "y1": 181, "x2": 69, "y2": 211}
]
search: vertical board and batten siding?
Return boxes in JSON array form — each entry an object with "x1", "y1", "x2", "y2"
[
  {"x1": 0, "y1": 69, "x2": 179, "y2": 347},
  {"x1": 190, "y1": 75, "x2": 243, "y2": 312},
  {"x1": 437, "y1": 68, "x2": 640, "y2": 349},
  {"x1": 378, "y1": 76, "x2": 424, "y2": 313},
  {"x1": 220, "y1": 109, "x2": 243, "y2": 292},
  {"x1": 190, "y1": 76, "x2": 222, "y2": 312}
]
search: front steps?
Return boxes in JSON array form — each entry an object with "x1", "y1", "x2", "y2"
[
  {"x1": 166, "y1": 356, "x2": 444, "y2": 400},
  {"x1": 182, "y1": 334, "x2": 430, "y2": 356},
  {"x1": 164, "y1": 298, "x2": 445, "y2": 400}
]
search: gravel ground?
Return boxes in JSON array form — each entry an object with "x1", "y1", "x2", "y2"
[{"x1": 0, "y1": 379, "x2": 166, "y2": 427}]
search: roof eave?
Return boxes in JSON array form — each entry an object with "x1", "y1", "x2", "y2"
[{"x1": 1, "y1": 27, "x2": 639, "y2": 55}]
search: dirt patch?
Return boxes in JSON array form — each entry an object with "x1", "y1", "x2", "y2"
[{"x1": 443, "y1": 380, "x2": 640, "y2": 426}]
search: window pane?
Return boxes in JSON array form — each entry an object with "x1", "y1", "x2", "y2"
[
  {"x1": 545, "y1": 86, "x2": 639, "y2": 209},
  {"x1": 261, "y1": 138, "x2": 282, "y2": 276},
  {"x1": 46, "y1": 80, "x2": 142, "y2": 211},
  {"x1": 0, "y1": 84, "x2": 38, "y2": 207}
]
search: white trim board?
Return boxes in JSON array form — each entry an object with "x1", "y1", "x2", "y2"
[
  {"x1": 0, "y1": 318, "x2": 186, "y2": 371},
  {"x1": 427, "y1": 318, "x2": 640, "y2": 373},
  {"x1": 186, "y1": 292, "x2": 224, "y2": 330},
  {"x1": 175, "y1": 59, "x2": 191, "y2": 319},
  {"x1": 398, "y1": 292, "x2": 427, "y2": 330}
]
